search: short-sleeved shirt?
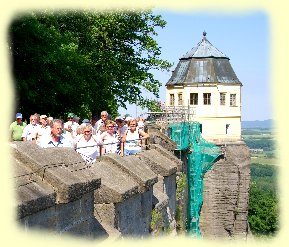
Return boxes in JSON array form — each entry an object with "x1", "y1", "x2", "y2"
[
  {"x1": 9, "y1": 121, "x2": 27, "y2": 141},
  {"x1": 124, "y1": 128, "x2": 141, "y2": 152},
  {"x1": 21, "y1": 123, "x2": 40, "y2": 141},
  {"x1": 35, "y1": 126, "x2": 51, "y2": 145},
  {"x1": 75, "y1": 135, "x2": 100, "y2": 162},
  {"x1": 64, "y1": 121, "x2": 79, "y2": 138},
  {"x1": 96, "y1": 119, "x2": 105, "y2": 131},
  {"x1": 40, "y1": 135, "x2": 73, "y2": 148},
  {"x1": 100, "y1": 131, "x2": 121, "y2": 154}
]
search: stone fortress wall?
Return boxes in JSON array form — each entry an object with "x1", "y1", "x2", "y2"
[
  {"x1": 11, "y1": 124, "x2": 250, "y2": 240},
  {"x1": 200, "y1": 143, "x2": 251, "y2": 239}
]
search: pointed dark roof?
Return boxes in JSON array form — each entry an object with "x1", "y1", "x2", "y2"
[
  {"x1": 166, "y1": 32, "x2": 241, "y2": 85},
  {"x1": 181, "y1": 31, "x2": 228, "y2": 59}
]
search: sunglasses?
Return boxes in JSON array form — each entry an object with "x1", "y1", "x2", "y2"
[
  {"x1": 106, "y1": 125, "x2": 114, "y2": 128},
  {"x1": 84, "y1": 130, "x2": 91, "y2": 133}
]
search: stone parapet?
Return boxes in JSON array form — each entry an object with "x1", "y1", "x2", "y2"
[
  {"x1": 102, "y1": 154, "x2": 158, "y2": 193},
  {"x1": 11, "y1": 124, "x2": 251, "y2": 240},
  {"x1": 15, "y1": 161, "x2": 57, "y2": 219},
  {"x1": 146, "y1": 123, "x2": 177, "y2": 152},
  {"x1": 94, "y1": 149, "x2": 179, "y2": 236},
  {"x1": 91, "y1": 159, "x2": 139, "y2": 204},
  {"x1": 12, "y1": 141, "x2": 101, "y2": 219},
  {"x1": 138, "y1": 148, "x2": 177, "y2": 176},
  {"x1": 11, "y1": 138, "x2": 180, "y2": 238},
  {"x1": 140, "y1": 144, "x2": 182, "y2": 173}
]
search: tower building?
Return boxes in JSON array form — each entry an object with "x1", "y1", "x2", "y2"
[{"x1": 165, "y1": 32, "x2": 242, "y2": 142}]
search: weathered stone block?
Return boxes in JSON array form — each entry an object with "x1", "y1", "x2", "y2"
[
  {"x1": 103, "y1": 154, "x2": 158, "y2": 192},
  {"x1": 115, "y1": 189, "x2": 153, "y2": 236},
  {"x1": 56, "y1": 192, "x2": 94, "y2": 231},
  {"x1": 12, "y1": 141, "x2": 101, "y2": 203},
  {"x1": 200, "y1": 143, "x2": 250, "y2": 239},
  {"x1": 19, "y1": 205, "x2": 58, "y2": 230},
  {"x1": 92, "y1": 160, "x2": 139, "y2": 204}
]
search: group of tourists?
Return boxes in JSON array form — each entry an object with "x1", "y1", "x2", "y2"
[{"x1": 9, "y1": 111, "x2": 149, "y2": 163}]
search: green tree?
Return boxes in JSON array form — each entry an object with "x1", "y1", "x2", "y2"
[
  {"x1": 9, "y1": 10, "x2": 171, "y2": 119},
  {"x1": 248, "y1": 184, "x2": 279, "y2": 236},
  {"x1": 243, "y1": 138, "x2": 275, "y2": 151},
  {"x1": 248, "y1": 163, "x2": 279, "y2": 237},
  {"x1": 147, "y1": 99, "x2": 163, "y2": 112}
]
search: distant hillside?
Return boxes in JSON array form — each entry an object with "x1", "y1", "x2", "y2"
[{"x1": 242, "y1": 119, "x2": 273, "y2": 129}]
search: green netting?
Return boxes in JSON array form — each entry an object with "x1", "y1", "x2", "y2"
[{"x1": 169, "y1": 121, "x2": 220, "y2": 238}]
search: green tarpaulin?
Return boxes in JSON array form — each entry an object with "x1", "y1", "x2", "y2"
[{"x1": 169, "y1": 121, "x2": 220, "y2": 237}]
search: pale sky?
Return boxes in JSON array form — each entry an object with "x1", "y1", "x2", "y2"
[{"x1": 119, "y1": 10, "x2": 270, "y2": 121}]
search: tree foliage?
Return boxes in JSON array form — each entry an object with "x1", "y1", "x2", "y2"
[
  {"x1": 146, "y1": 99, "x2": 165, "y2": 112},
  {"x1": 244, "y1": 138, "x2": 275, "y2": 151},
  {"x1": 248, "y1": 163, "x2": 279, "y2": 237},
  {"x1": 9, "y1": 9, "x2": 171, "y2": 119},
  {"x1": 251, "y1": 163, "x2": 277, "y2": 178}
]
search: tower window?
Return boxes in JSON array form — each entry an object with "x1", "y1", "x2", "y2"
[
  {"x1": 230, "y1": 94, "x2": 236, "y2": 106},
  {"x1": 178, "y1": 93, "x2": 183, "y2": 105},
  {"x1": 220, "y1": 93, "x2": 226, "y2": 105},
  {"x1": 226, "y1": 124, "x2": 230, "y2": 134},
  {"x1": 203, "y1": 93, "x2": 211, "y2": 105},
  {"x1": 170, "y1": 94, "x2": 175, "y2": 106},
  {"x1": 190, "y1": 93, "x2": 198, "y2": 105}
]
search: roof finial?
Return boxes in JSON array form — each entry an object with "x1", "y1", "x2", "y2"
[{"x1": 203, "y1": 30, "x2": 207, "y2": 37}]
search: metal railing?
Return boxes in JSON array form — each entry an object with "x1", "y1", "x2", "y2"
[
  {"x1": 147, "y1": 105, "x2": 196, "y2": 124},
  {"x1": 75, "y1": 138, "x2": 149, "y2": 162}
]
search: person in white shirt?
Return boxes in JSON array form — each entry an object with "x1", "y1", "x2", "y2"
[
  {"x1": 99, "y1": 120, "x2": 121, "y2": 155},
  {"x1": 74, "y1": 124, "x2": 100, "y2": 163},
  {"x1": 21, "y1": 114, "x2": 40, "y2": 142},
  {"x1": 40, "y1": 119, "x2": 72, "y2": 148},
  {"x1": 91, "y1": 116, "x2": 98, "y2": 134},
  {"x1": 122, "y1": 118, "x2": 149, "y2": 156},
  {"x1": 96, "y1": 111, "x2": 108, "y2": 132},
  {"x1": 137, "y1": 116, "x2": 145, "y2": 130},
  {"x1": 123, "y1": 116, "x2": 133, "y2": 130},
  {"x1": 34, "y1": 115, "x2": 51, "y2": 145},
  {"x1": 47, "y1": 116, "x2": 53, "y2": 128},
  {"x1": 115, "y1": 116, "x2": 127, "y2": 138},
  {"x1": 64, "y1": 113, "x2": 79, "y2": 139}
]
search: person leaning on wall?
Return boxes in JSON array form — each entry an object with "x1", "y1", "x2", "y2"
[
  {"x1": 74, "y1": 124, "x2": 100, "y2": 163},
  {"x1": 122, "y1": 118, "x2": 149, "y2": 156},
  {"x1": 99, "y1": 120, "x2": 121, "y2": 155}
]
